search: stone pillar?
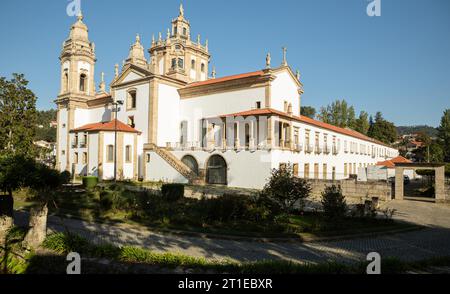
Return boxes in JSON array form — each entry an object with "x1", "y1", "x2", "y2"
[
  {"x1": 234, "y1": 122, "x2": 240, "y2": 149},
  {"x1": 249, "y1": 120, "x2": 255, "y2": 149},
  {"x1": 435, "y1": 166, "x2": 446, "y2": 203},
  {"x1": 221, "y1": 121, "x2": 227, "y2": 150},
  {"x1": 395, "y1": 167, "x2": 404, "y2": 200},
  {"x1": 206, "y1": 121, "x2": 215, "y2": 149},
  {"x1": 23, "y1": 204, "x2": 48, "y2": 250},
  {"x1": 287, "y1": 122, "x2": 293, "y2": 149},
  {"x1": 280, "y1": 122, "x2": 285, "y2": 148},
  {"x1": 266, "y1": 117, "x2": 273, "y2": 148}
]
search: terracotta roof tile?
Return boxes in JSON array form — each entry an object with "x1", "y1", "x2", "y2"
[
  {"x1": 219, "y1": 108, "x2": 393, "y2": 147},
  {"x1": 377, "y1": 156, "x2": 411, "y2": 168},
  {"x1": 71, "y1": 119, "x2": 141, "y2": 134},
  {"x1": 185, "y1": 71, "x2": 265, "y2": 88}
]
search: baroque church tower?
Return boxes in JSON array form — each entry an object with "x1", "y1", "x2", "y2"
[
  {"x1": 56, "y1": 12, "x2": 97, "y2": 172},
  {"x1": 149, "y1": 4, "x2": 210, "y2": 83}
]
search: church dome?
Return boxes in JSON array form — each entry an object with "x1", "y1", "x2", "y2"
[{"x1": 69, "y1": 13, "x2": 89, "y2": 43}]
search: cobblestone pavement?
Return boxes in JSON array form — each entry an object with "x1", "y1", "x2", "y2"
[{"x1": 15, "y1": 200, "x2": 450, "y2": 264}]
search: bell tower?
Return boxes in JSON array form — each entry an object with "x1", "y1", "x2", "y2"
[
  {"x1": 56, "y1": 12, "x2": 97, "y2": 172},
  {"x1": 59, "y1": 12, "x2": 96, "y2": 98},
  {"x1": 149, "y1": 4, "x2": 210, "y2": 83}
]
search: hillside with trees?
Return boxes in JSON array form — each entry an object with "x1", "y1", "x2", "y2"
[
  {"x1": 34, "y1": 109, "x2": 57, "y2": 142},
  {"x1": 396, "y1": 125, "x2": 438, "y2": 137}
]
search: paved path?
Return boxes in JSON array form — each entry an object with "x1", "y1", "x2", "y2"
[{"x1": 15, "y1": 200, "x2": 450, "y2": 264}]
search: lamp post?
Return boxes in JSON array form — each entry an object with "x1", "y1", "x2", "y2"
[{"x1": 112, "y1": 100, "x2": 124, "y2": 182}]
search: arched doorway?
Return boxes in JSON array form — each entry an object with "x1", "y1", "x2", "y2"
[
  {"x1": 206, "y1": 155, "x2": 227, "y2": 185},
  {"x1": 181, "y1": 155, "x2": 199, "y2": 175}
]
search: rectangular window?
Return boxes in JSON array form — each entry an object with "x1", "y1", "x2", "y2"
[
  {"x1": 74, "y1": 152, "x2": 78, "y2": 164},
  {"x1": 82, "y1": 152, "x2": 87, "y2": 164},
  {"x1": 344, "y1": 163, "x2": 348, "y2": 177},
  {"x1": 146, "y1": 153, "x2": 151, "y2": 163},
  {"x1": 323, "y1": 164, "x2": 327, "y2": 180},
  {"x1": 332, "y1": 167, "x2": 336, "y2": 181},
  {"x1": 304, "y1": 163, "x2": 310, "y2": 179},
  {"x1": 293, "y1": 163, "x2": 299, "y2": 177},
  {"x1": 256, "y1": 101, "x2": 261, "y2": 109},
  {"x1": 125, "y1": 145, "x2": 131, "y2": 163},
  {"x1": 107, "y1": 145, "x2": 114, "y2": 163},
  {"x1": 314, "y1": 163, "x2": 319, "y2": 179}
]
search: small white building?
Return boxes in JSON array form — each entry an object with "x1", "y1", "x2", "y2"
[{"x1": 55, "y1": 6, "x2": 398, "y2": 189}]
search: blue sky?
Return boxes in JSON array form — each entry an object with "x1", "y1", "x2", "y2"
[{"x1": 0, "y1": 0, "x2": 449, "y2": 127}]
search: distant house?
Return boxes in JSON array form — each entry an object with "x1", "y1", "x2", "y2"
[{"x1": 377, "y1": 156, "x2": 417, "y2": 179}]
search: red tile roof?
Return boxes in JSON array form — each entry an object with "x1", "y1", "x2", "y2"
[
  {"x1": 185, "y1": 71, "x2": 265, "y2": 89},
  {"x1": 377, "y1": 156, "x2": 412, "y2": 168},
  {"x1": 219, "y1": 108, "x2": 393, "y2": 147},
  {"x1": 71, "y1": 119, "x2": 141, "y2": 134}
]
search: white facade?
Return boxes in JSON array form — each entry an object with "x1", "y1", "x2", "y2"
[{"x1": 56, "y1": 7, "x2": 398, "y2": 188}]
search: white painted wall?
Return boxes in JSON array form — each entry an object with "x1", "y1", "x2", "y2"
[
  {"x1": 88, "y1": 133, "x2": 98, "y2": 176},
  {"x1": 157, "y1": 83, "x2": 181, "y2": 146},
  {"x1": 57, "y1": 108, "x2": 68, "y2": 171},
  {"x1": 271, "y1": 70, "x2": 300, "y2": 115}
]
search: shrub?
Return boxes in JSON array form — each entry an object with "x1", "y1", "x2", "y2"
[
  {"x1": 197, "y1": 194, "x2": 272, "y2": 223},
  {"x1": 260, "y1": 164, "x2": 311, "y2": 214},
  {"x1": 59, "y1": 171, "x2": 71, "y2": 185},
  {"x1": 321, "y1": 185, "x2": 347, "y2": 221},
  {"x1": 161, "y1": 184, "x2": 184, "y2": 202},
  {"x1": 82, "y1": 176, "x2": 98, "y2": 189}
]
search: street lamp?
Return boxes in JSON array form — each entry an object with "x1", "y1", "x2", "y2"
[{"x1": 112, "y1": 100, "x2": 124, "y2": 182}]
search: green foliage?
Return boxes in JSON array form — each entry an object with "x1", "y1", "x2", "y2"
[
  {"x1": 59, "y1": 171, "x2": 71, "y2": 185},
  {"x1": 34, "y1": 109, "x2": 57, "y2": 142},
  {"x1": 0, "y1": 74, "x2": 37, "y2": 157},
  {"x1": 367, "y1": 112, "x2": 397, "y2": 144},
  {"x1": 197, "y1": 194, "x2": 272, "y2": 223},
  {"x1": 161, "y1": 183, "x2": 185, "y2": 202},
  {"x1": 396, "y1": 125, "x2": 438, "y2": 137},
  {"x1": 321, "y1": 185, "x2": 347, "y2": 221},
  {"x1": 354, "y1": 111, "x2": 370, "y2": 135},
  {"x1": 82, "y1": 176, "x2": 98, "y2": 189},
  {"x1": 300, "y1": 106, "x2": 316, "y2": 119},
  {"x1": 260, "y1": 164, "x2": 311, "y2": 213},
  {"x1": 317, "y1": 99, "x2": 356, "y2": 128},
  {"x1": 437, "y1": 109, "x2": 450, "y2": 162}
]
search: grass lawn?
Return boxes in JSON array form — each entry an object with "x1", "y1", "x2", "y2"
[{"x1": 13, "y1": 184, "x2": 419, "y2": 240}]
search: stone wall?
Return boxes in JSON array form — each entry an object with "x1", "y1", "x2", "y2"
[{"x1": 306, "y1": 179, "x2": 392, "y2": 205}]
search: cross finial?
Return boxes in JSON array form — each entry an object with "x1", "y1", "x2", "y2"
[
  {"x1": 136, "y1": 34, "x2": 141, "y2": 43},
  {"x1": 179, "y1": 3, "x2": 184, "y2": 17},
  {"x1": 101, "y1": 72, "x2": 105, "y2": 82},
  {"x1": 282, "y1": 47, "x2": 288, "y2": 66}
]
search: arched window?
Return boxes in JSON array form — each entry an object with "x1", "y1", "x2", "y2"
[
  {"x1": 206, "y1": 155, "x2": 227, "y2": 185},
  {"x1": 171, "y1": 58, "x2": 177, "y2": 69},
  {"x1": 201, "y1": 63, "x2": 205, "y2": 73},
  {"x1": 183, "y1": 27, "x2": 187, "y2": 36},
  {"x1": 178, "y1": 58, "x2": 184, "y2": 69},
  {"x1": 79, "y1": 73, "x2": 87, "y2": 92},
  {"x1": 191, "y1": 59, "x2": 196, "y2": 70},
  {"x1": 181, "y1": 155, "x2": 199, "y2": 176},
  {"x1": 63, "y1": 70, "x2": 68, "y2": 92}
]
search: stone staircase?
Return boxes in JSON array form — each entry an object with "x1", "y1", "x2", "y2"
[{"x1": 146, "y1": 143, "x2": 200, "y2": 184}]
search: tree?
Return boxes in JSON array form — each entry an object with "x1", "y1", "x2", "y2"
[
  {"x1": 300, "y1": 106, "x2": 316, "y2": 119},
  {"x1": 317, "y1": 99, "x2": 356, "y2": 128},
  {"x1": 367, "y1": 112, "x2": 397, "y2": 144},
  {"x1": 260, "y1": 164, "x2": 311, "y2": 214},
  {"x1": 437, "y1": 109, "x2": 450, "y2": 162},
  {"x1": 354, "y1": 111, "x2": 370, "y2": 135},
  {"x1": 321, "y1": 185, "x2": 347, "y2": 221},
  {"x1": 0, "y1": 74, "x2": 37, "y2": 157}
]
